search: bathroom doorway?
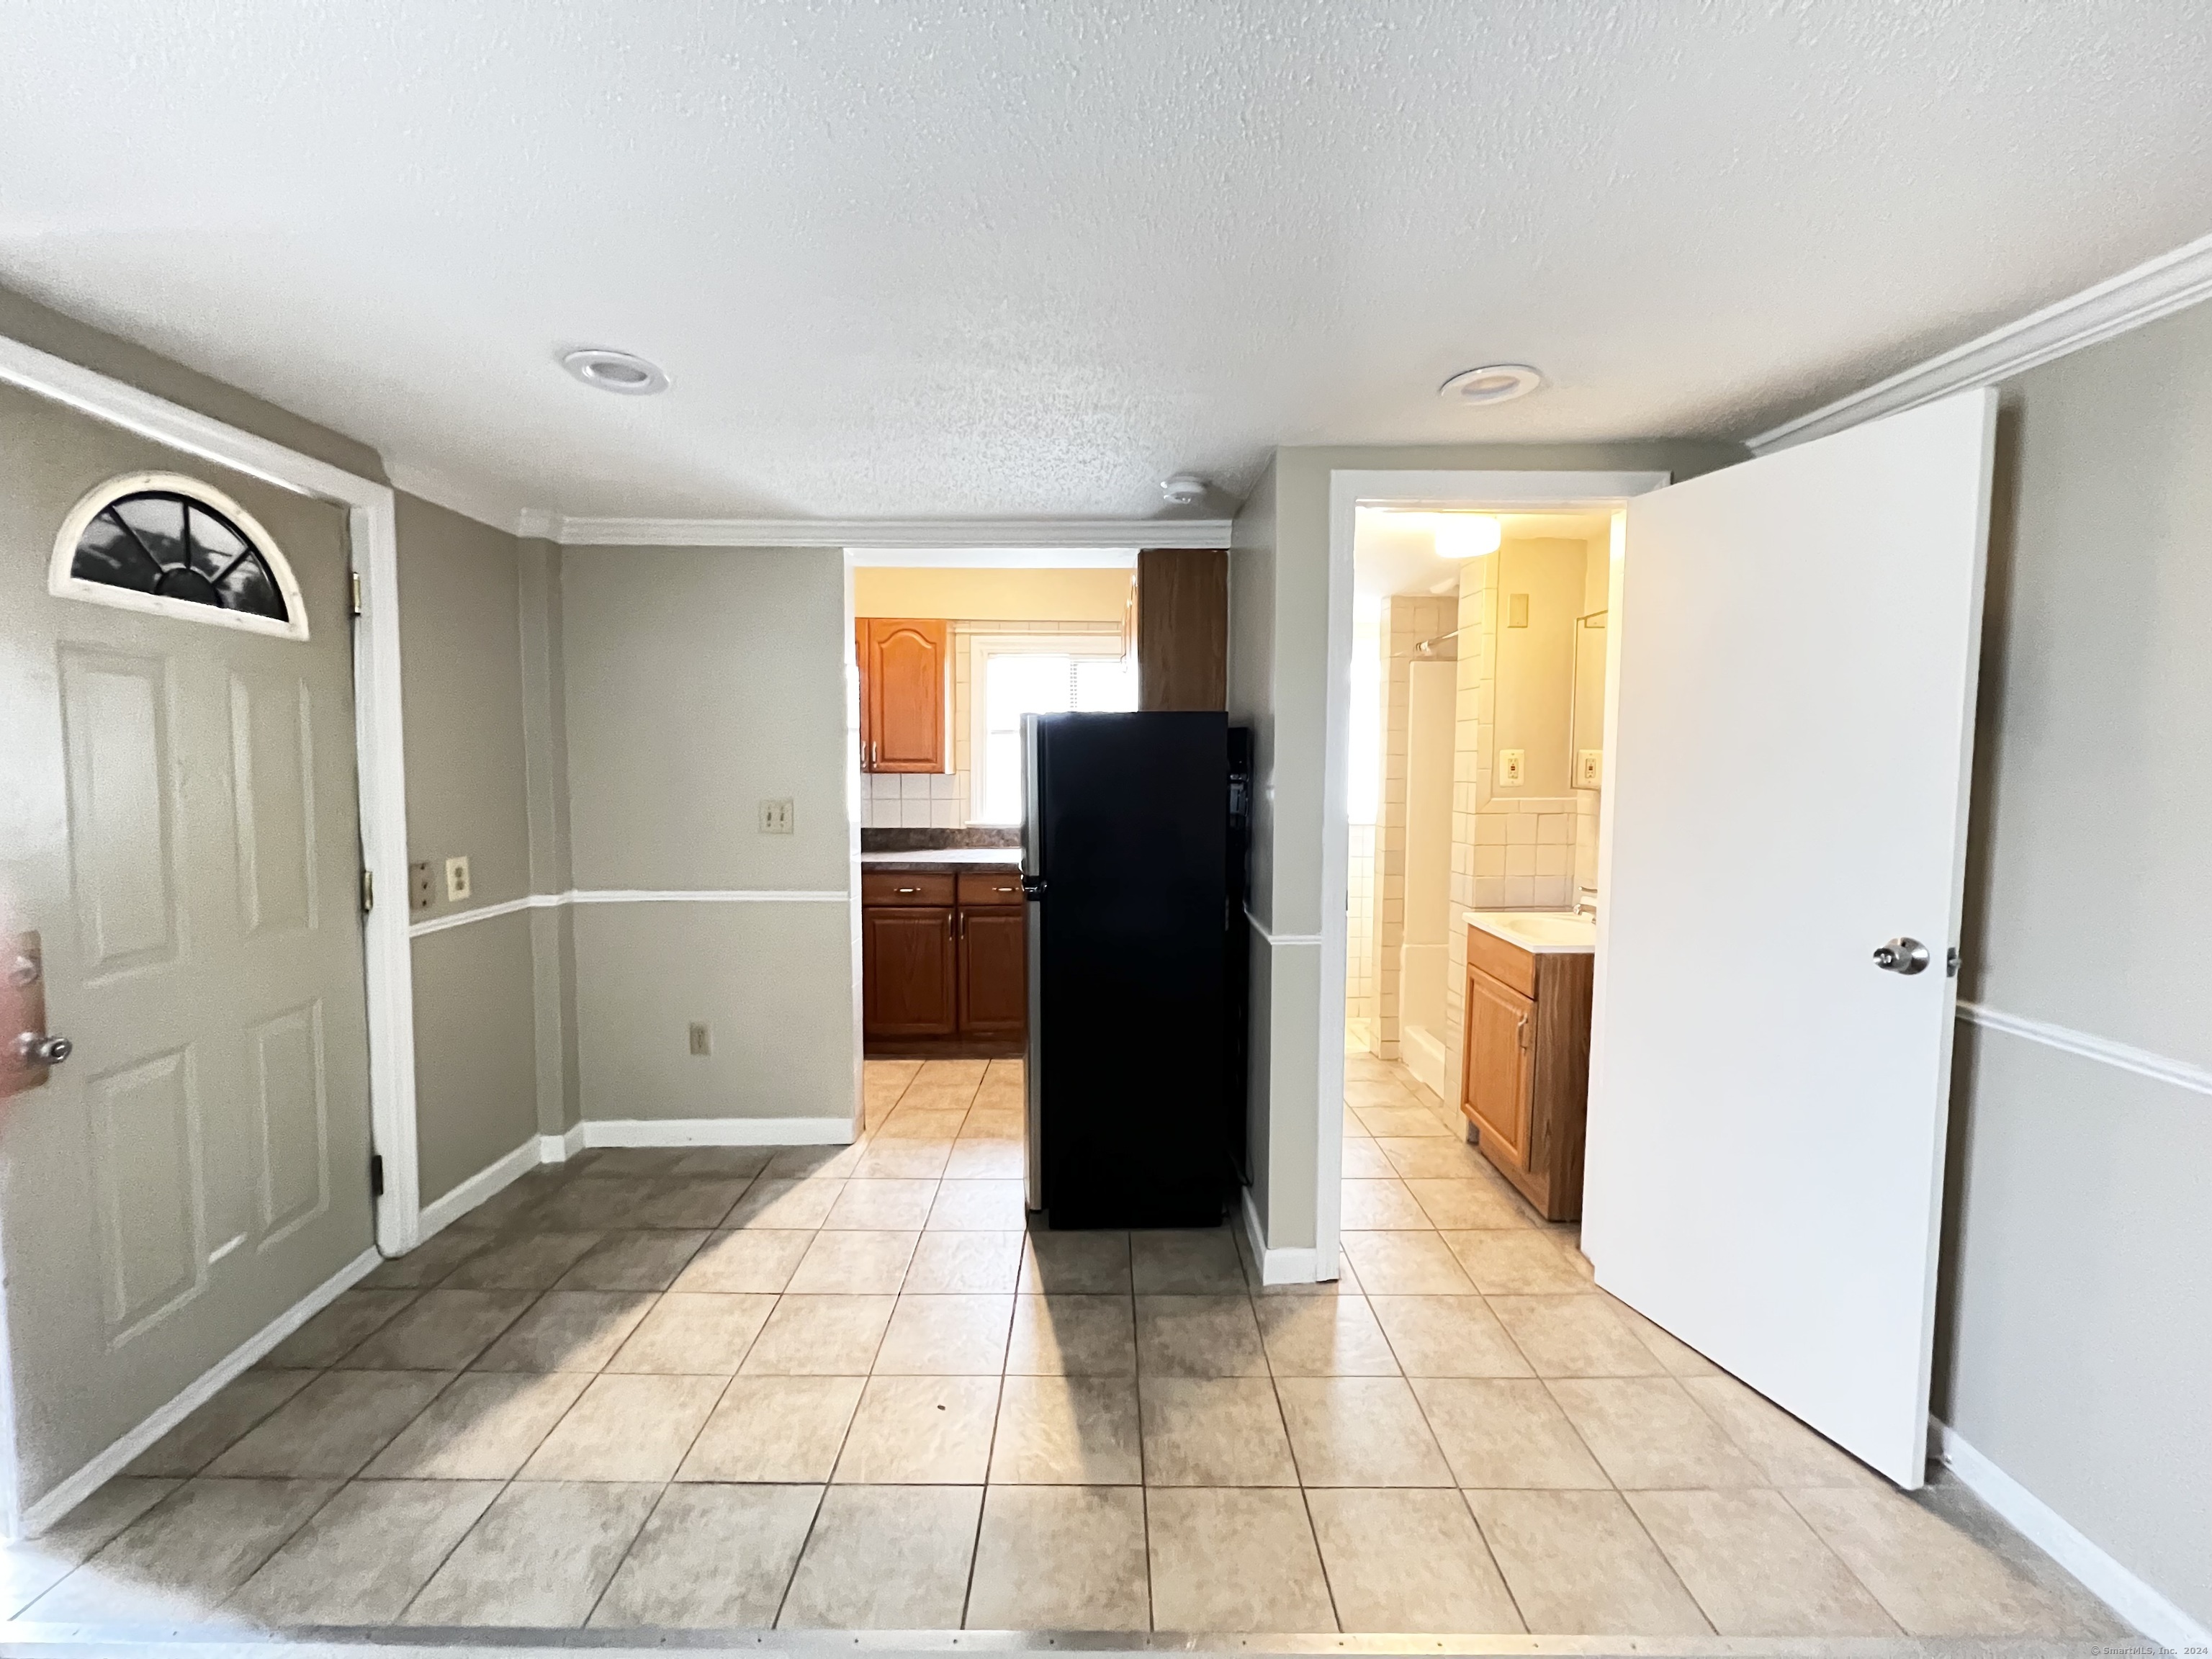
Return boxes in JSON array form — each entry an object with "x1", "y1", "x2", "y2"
[{"x1": 1344, "y1": 504, "x2": 1622, "y2": 1114}]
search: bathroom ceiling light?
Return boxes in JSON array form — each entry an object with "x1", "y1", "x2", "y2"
[
  {"x1": 1439, "y1": 363, "x2": 1544, "y2": 406},
  {"x1": 1160, "y1": 472, "x2": 1210, "y2": 506},
  {"x1": 1432, "y1": 515, "x2": 1503, "y2": 559},
  {"x1": 561, "y1": 348, "x2": 670, "y2": 395}
]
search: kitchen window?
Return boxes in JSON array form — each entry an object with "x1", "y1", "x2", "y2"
[{"x1": 970, "y1": 634, "x2": 1136, "y2": 824}]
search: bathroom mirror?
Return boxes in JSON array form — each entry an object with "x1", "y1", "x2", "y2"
[{"x1": 1492, "y1": 536, "x2": 1593, "y2": 797}]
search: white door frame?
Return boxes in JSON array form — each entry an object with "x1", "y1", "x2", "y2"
[
  {"x1": 1319, "y1": 470, "x2": 1669, "y2": 1277},
  {"x1": 0, "y1": 334, "x2": 421, "y2": 1256}
]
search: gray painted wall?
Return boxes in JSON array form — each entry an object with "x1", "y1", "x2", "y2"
[
  {"x1": 395, "y1": 493, "x2": 539, "y2": 1202},
  {"x1": 1230, "y1": 442, "x2": 1746, "y2": 1256},
  {"x1": 558, "y1": 544, "x2": 858, "y2": 1124},
  {"x1": 1937, "y1": 300, "x2": 2212, "y2": 1627}
]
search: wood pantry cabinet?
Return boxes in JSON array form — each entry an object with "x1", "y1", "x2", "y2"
[
  {"x1": 857, "y1": 618, "x2": 950, "y2": 773},
  {"x1": 862, "y1": 868, "x2": 1026, "y2": 1053},
  {"x1": 1460, "y1": 921, "x2": 1594, "y2": 1221}
]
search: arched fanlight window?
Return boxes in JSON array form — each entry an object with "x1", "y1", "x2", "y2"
[{"x1": 48, "y1": 472, "x2": 310, "y2": 642}]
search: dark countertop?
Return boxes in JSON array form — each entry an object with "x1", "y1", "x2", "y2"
[{"x1": 860, "y1": 848, "x2": 1023, "y2": 876}]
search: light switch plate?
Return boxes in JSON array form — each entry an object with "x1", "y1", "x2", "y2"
[
  {"x1": 409, "y1": 861, "x2": 434, "y2": 911},
  {"x1": 759, "y1": 798, "x2": 794, "y2": 835},
  {"x1": 444, "y1": 855, "x2": 471, "y2": 902},
  {"x1": 1497, "y1": 749, "x2": 1526, "y2": 786},
  {"x1": 1576, "y1": 748, "x2": 1604, "y2": 788}
]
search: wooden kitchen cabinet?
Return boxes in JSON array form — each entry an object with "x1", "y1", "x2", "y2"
[
  {"x1": 1460, "y1": 922, "x2": 1593, "y2": 1220},
  {"x1": 862, "y1": 905, "x2": 958, "y2": 1038},
  {"x1": 863, "y1": 866, "x2": 1026, "y2": 1054},
  {"x1": 956, "y1": 896, "x2": 1027, "y2": 1040},
  {"x1": 858, "y1": 618, "x2": 950, "y2": 773}
]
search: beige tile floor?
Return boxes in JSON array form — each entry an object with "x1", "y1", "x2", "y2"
[{"x1": 0, "y1": 1051, "x2": 2131, "y2": 1640}]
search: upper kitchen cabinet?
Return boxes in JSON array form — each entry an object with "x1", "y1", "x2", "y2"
[{"x1": 858, "y1": 617, "x2": 950, "y2": 772}]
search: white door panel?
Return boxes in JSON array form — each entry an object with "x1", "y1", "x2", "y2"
[{"x1": 1586, "y1": 389, "x2": 1996, "y2": 1488}]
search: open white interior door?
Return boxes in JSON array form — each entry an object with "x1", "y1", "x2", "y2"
[{"x1": 1585, "y1": 388, "x2": 1997, "y2": 1488}]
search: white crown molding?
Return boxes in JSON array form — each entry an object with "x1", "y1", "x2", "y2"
[
  {"x1": 546, "y1": 515, "x2": 1234, "y2": 549},
  {"x1": 384, "y1": 459, "x2": 535, "y2": 537},
  {"x1": 1750, "y1": 229, "x2": 2212, "y2": 453}
]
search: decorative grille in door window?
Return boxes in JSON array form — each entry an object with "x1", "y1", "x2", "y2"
[{"x1": 49, "y1": 471, "x2": 310, "y2": 640}]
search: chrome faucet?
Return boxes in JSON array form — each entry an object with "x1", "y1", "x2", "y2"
[{"x1": 1573, "y1": 888, "x2": 1599, "y2": 919}]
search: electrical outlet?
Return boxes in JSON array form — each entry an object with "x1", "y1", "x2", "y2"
[
  {"x1": 444, "y1": 855, "x2": 471, "y2": 902},
  {"x1": 408, "y1": 861, "x2": 434, "y2": 910},
  {"x1": 1497, "y1": 749, "x2": 1525, "y2": 786},
  {"x1": 688, "y1": 1022, "x2": 712, "y2": 1056},
  {"x1": 758, "y1": 798, "x2": 794, "y2": 835},
  {"x1": 1576, "y1": 748, "x2": 1604, "y2": 788},
  {"x1": 1507, "y1": 593, "x2": 1531, "y2": 629}
]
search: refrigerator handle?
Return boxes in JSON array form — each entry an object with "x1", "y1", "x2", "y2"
[{"x1": 1020, "y1": 875, "x2": 1047, "y2": 899}]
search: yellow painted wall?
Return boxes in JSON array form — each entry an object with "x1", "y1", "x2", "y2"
[{"x1": 853, "y1": 566, "x2": 1132, "y2": 622}]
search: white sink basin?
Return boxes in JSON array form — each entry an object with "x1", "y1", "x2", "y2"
[{"x1": 1467, "y1": 909, "x2": 1598, "y2": 953}]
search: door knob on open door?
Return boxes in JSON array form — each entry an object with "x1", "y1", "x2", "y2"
[{"x1": 1871, "y1": 938, "x2": 1930, "y2": 976}]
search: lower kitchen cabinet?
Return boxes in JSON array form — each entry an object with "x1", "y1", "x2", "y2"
[
  {"x1": 862, "y1": 906, "x2": 957, "y2": 1039},
  {"x1": 958, "y1": 907, "x2": 1027, "y2": 1038},
  {"x1": 863, "y1": 866, "x2": 1026, "y2": 1054}
]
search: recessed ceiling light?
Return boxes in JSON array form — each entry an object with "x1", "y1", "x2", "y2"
[
  {"x1": 1439, "y1": 364, "x2": 1543, "y2": 406},
  {"x1": 561, "y1": 348, "x2": 669, "y2": 395}
]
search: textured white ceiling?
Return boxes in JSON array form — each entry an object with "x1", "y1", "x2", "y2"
[{"x1": 3, "y1": 4, "x2": 2208, "y2": 521}]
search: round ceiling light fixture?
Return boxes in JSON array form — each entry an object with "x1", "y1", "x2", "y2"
[
  {"x1": 1439, "y1": 363, "x2": 1543, "y2": 406},
  {"x1": 1160, "y1": 472, "x2": 1210, "y2": 506},
  {"x1": 1431, "y1": 514, "x2": 1503, "y2": 560},
  {"x1": 561, "y1": 348, "x2": 670, "y2": 396}
]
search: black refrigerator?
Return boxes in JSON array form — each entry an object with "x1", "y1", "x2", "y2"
[{"x1": 1022, "y1": 711, "x2": 1238, "y2": 1229}]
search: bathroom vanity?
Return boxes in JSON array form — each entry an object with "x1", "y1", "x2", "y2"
[{"x1": 1460, "y1": 911, "x2": 1596, "y2": 1221}]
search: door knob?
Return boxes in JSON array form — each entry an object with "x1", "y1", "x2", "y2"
[
  {"x1": 1871, "y1": 938, "x2": 1930, "y2": 976},
  {"x1": 14, "y1": 1033, "x2": 71, "y2": 1066}
]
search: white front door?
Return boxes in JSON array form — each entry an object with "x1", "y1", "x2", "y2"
[
  {"x1": 1585, "y1": 388, "x2": 1996, "y2": 1488},
  {"x1": 0, "y1": 382, "x2": 376, "y2": 1522}
]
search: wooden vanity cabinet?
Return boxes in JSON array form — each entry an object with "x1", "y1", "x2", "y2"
[
  {"x1": 1460, "y1": 922, "x2": 1593, "y2": 1221},
  {"x1": 857, "y1": 618, "x2": 950, "y2": 773}
]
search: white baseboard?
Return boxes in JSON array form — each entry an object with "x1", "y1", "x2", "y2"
[
  {"x1": 1932, "y1": 1416, "x2": 2209, "y2": 1649},
  {"x1": 1241, "y1": 1184, "x2": 1323, "y2": 1285},
  {"x1": 18, "y1": 1245, "x2": 379, "y2": 1539},
  {"x1": 416, "y1": 1136, "x2": 541, "y2": 1241},
  {"x1": 577, "y1": 1116, "x2": 855, "y2": 1148},
  {"x1": 537, "y1": 1122, "x2": 588, "y2": 1164}
]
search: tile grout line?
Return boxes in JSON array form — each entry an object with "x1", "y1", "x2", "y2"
[
  {"x1": 1364, "y1": 1264, "x2": 1535, "y2": 1636},
  {"x1": 770, "y1": 1058, "x2": 921, "y2": 1632},
  {"x1": 397, "y1": 1156, "x2": 747, "y2": 1626}
]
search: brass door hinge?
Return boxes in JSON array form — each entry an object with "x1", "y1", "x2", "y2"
[
  {"x1": 360, "y1": 868, "x2": 374, "y2": 913},
  {"x1": 351, "y1": 570, "x2": 363, "y2": 617}
]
